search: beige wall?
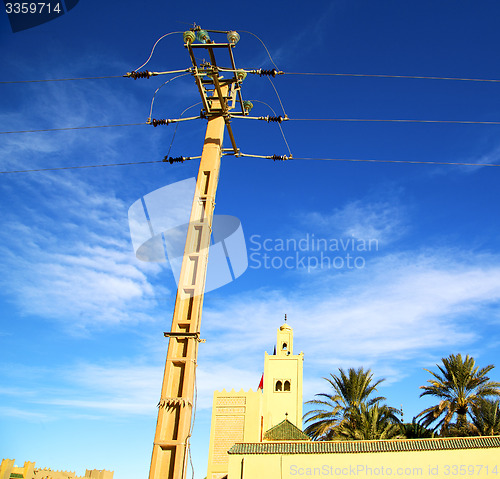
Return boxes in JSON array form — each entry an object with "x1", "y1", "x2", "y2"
[
  {"x1": 206, "y1": 389, "x2": 263, "y2": 479},
  {"x1": 263, "y1": 351, "x2": 304, "y2": 432},
  {"x1": 0, "y1": 460, "x2": 35, "y2": 479},
  {"x1": 0, "y1": 459, "x2": 112, "y2": 479},
  {"x1": 207, "y1": 323, "x2": 305, "y2": 479},
  {"x1": 228, "y1": 446, "x2": 500, "y2": 479},
  {"x1": 262, "y1": 323, "x2": 304, "y2": 433},
  {"x1": 84, "y1": 470, "x2": 113, "y2": 479}
]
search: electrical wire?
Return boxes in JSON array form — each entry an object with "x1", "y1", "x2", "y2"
[
  {"x1": 288, "y1": 118, "x2": 500, "y2": 125},
  {"x1": 0, "y1": 160, "x2": 165, "y2": 174},
  {"x1": 186, "y1": 358, "x2": 198, "y2": 479},
  {"x1": 237, "y1": 30, "x2": 289, "y2": 123},
  {"x1": 3, "y1": 153, "x2": 497, "y2": 174},
  {"x1": 134, "y1": 31, "x2": 183, "y2": 72},
  {"x1": 243, "y1": 154, "x2": 500, "y2": 167},
  {"x1": 0, "y1": 75, "x2": 124, "y2": 84},
  {"x1": 283, "y1": 71, "x2": 500, "y2": 83},
  {"x1": 266, "y1": 76, "x2": 288, "y2": 118},
  {"x1": 0, "y1": 69, "x2": 190, "y2": 84},
  {"x1": 0, "y1": 123, "x2": 147, "y2": 134},
  {"x1": 165, "y1": 102, "x2": 202, "y2": 158},
  {"x1": 249, "y1": 99, "x2": 292, "y2": 158},
  {"x1": 239, "y1": 30, "x2": 280, "y2": 71},
  {"x1": 3, "y1": 69, "x2": 500, "y2": 86},
  {"x1": 148, "y1": 73, "x2": 191, "y2": 120},
  {"x1": 4, "y1": 116, "x2": 500, "y2": 135}
]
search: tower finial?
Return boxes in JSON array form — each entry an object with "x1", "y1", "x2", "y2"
[{"x1": 284, "y1": 313, "x2": 287, "y2": 322}]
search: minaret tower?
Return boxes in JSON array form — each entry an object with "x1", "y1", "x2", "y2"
[{"x1": 262, "y1": 315, "x2": 304, "y2": 432}]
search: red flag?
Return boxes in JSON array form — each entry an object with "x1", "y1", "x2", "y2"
[{"x1": 258, "y1": 373, "x2": 264, "y2": 390}]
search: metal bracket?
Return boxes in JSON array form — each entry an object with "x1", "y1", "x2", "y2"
[
  {"x1": 158, "y1": 397, "x2": 193, "y2": 408},
  {"x1": 164, "y1": 332, "x2": 206, "y2": 343}
]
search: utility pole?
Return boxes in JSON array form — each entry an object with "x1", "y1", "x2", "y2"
[{"x1": 148, "y1": 28, "x2": 251, "y2": 479}]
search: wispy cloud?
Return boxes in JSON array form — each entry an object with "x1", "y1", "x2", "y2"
[
  {"x1": 3, "y1": 250, "x2": 500, "y2": 417},
  {"x1": 0, "y1": 406, "x2": 50, "y2": 421},
  {"x1": 298, "y1": 198, "x2": 408, "y2": 245},
  {"x1": 196, "y1": 247, "x2": 500, "y2": 401},
  {"x1": 0, "y1": 172, "x2": 168, "y2": 330},
  {"x1": 0, "y1": 360, "x2": 163, "y2": 419}
]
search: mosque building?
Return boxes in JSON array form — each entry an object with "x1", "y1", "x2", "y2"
[
  {"x1": 206, "y1": 317, "x2": 307, "y2": 479},
  {"x1": 206, "y1": 318, "x2": 500, "y2": 479}
]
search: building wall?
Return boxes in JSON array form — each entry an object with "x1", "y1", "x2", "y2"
[
  {"x1": 206, "y1": 389, "x2": 263, "y2": 479},
  {"x1": 262, "y1": 324, "x2": 303, "y2": 432},
  {"x1": 84, "y1": 470, "x2": 113, "y2": 479},
  {"x1": 228, "y1": 446, "x2": 500, "y2": 479},
  {"x1": 0, "y1": 460, "x2": 35, "y2": 479},
  {"x1": 206, "y1": 322, "x2": 304, "y2": 479},
  {"x1": 33, "y1": 469, "x2": 76, "y2": 479},
  {"x1": 263, "y1": 352, "x2": 304, "y2": 432},
  {"x1": 0, "y1": 460, "x2": 112, "y2": 479}
]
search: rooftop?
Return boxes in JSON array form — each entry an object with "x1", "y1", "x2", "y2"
[
  {"x1": 228, "y1": 436, "x2": 500, "y2": 455},
  {"x1": 263, "y1": 419, "x2": 311, "y2": 441}
]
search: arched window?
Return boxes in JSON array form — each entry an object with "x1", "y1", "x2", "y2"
[
  {"x1": 284, "y1": 380, "x2": 291, "y2": 391},
  {"x1": 275, "y1": 380, "x2": 282, "y2": 391},
  {"x1": 282, "y1": 342, "x2": 287, "y2": 350}
]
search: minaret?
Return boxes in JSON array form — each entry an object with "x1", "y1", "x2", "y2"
[{"x1": 262, "y1": 315, "x2": 304, "y2": 432}]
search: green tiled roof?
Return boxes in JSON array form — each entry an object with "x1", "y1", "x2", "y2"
[
  {"x1": 10, "y1": 474, "x2": 24, "y2": 478},
  {"x1": 263, "y1": 419, "x2": 311, "y2": 441},
  {"x1": 228, "y1": 436, "x2": 500, "y2": 455}
]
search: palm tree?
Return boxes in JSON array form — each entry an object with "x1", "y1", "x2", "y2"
[
  {"x1": 337, "y1": 403, "x2": 401, "y2": 440},
  {"x1": 416, "y1": 354, "x2": 500, "y2": 435},
  {"x1": 471, "y1": 399, "x2": 500, "y2": 436},
  {"x1": 399, "y1": 418, "x2": 435, "y2": 439},
  {"x1": 304, "y1": 367, "x2": 386, "y2": 440}
]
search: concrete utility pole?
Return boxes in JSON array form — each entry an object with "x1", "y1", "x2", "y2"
[{"x1": 148, "y1": 28, "x2": 250, "y2": 479}]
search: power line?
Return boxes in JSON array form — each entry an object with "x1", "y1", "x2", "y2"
[
  {"x1": 134, "y1": 31, "x2": 183, "y2": 72},
  {"x1": 263, "y1": 156, "x2": 500, "y2": 167},
  {"x1": 2, "y1": 153, "x2": 497, "y2": 175},
  {"x1": 0, "y1": 69, "x2": 190, "y2": 84},
  {"x1": 0, "y1": 160, "x2": 165, "y2": 174},
  {"x1": 0, "y1": 123, "x2": 147, "y2": 134},
  {"x1": 148, "y1": 73, "x2": 192, "y2": 120},
  {"x1": 239, "y1": 30, "x2": 280, "y2": 71},
  {"x1": 283, "y1": 71, "x2": 500, "y2": 83},
  {"x1": 289, "y1": 118, "x2": 500, "y2": 125},
  {"x1": 0, "y1": 75, "x2": 124, "y2": 84},
  {"x1": 249, "y1": 100, "x2": 292, "y2": 158},
  {"x1": 3, "y1": 116, "x2": 500, "y2": 136},
  {"x1": 0, "y1": 156, "x2": 198, "y2": 174},
  {"x1": 3, "y1": 66, "x2": 500, "y2": 86}
]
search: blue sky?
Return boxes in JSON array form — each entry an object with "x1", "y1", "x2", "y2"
[{"x1": 1, "y1": 1, "x2": 500, "y2": 478}]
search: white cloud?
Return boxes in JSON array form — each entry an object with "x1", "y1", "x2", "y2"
[
  {"x1": 0, "y1": 172, "x2": 169, "y2": 329},
  {"x1": 0, "y1": 406, "x2": 50, "y2": 421},
  {"x1": 2, "y1": 247, "x2": 499, "y2": 421},
  {"x1": 196, "y1": 365, "x2": 264, "y2": 410},
  {"x1": 198, "y1": 247, "x2": 500, "y2": 391},
  {"x1": 0, "y1": 361, "x2": 163, "y2": 418},
  {"x1": 298, "y1": 198, "x2": 408, "y2": 245}
]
